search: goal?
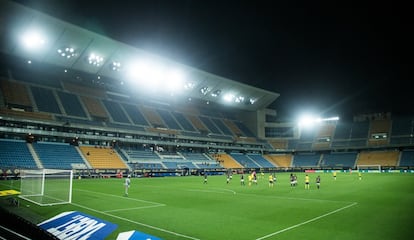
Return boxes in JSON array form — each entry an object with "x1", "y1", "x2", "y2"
[
  {"x1": 19, "y1": 169, "x2": 73, "y2": 206},
  {"x1": 356, "y1": 165, "x2": 382, "y2": 173}
]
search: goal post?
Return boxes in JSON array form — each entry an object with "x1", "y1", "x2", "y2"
[
  {"x1": 19, "y1": 169, "x2": 73, "y2": 206},
  {"x1": 356, "y1": 165, "x2": 381, "y2": 173}
]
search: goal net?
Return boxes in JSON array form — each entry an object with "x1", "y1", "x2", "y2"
[
  {"x1": 356, "y1": 165, "x2": 382, "y2": 173},
  {"x1": 19, "y1": 169, "x2": 73, "y2": 206}
]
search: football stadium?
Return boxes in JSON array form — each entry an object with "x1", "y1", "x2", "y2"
[{"x1": 0, "y1": 1, "x2": 413, "y2": 240}]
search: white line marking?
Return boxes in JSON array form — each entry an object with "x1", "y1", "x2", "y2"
[
  {"x1": 187, "y1": 188, "x2": 236, "y2": 195},
  {"x1": 212, "y1": 187, "x2": 236, "y2": 194},
  {"x1": 70, "y1": 202, "x2": 200, "y2": 240},
  {"x1": 255, "y1": 202, "x2": 358, "y2": 240},
  {"x1": 75, "y1": 188, "x2": 164, "y2": 205},
  {"x1": 103, "y1": 204, "x2": 165, "y2": 213}
]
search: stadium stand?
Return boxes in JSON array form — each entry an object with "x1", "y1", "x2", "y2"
[
  {"x1": 264, "y1": 154, "x2": 292, "y2": 168},
  {"x1": 291, "y1": 153, "x2": 321, "y2": 168},
  {"x1": 187, "y1": 114, "x2": 209, "y2": 133},
  {"x1": 79, "y1": 146, "x2": 129, "y2": 170},
  {"x1": 233, "y1": 121, "x2": 256, "y2": 137},
  {"x1": 199, "y1": 116, "x2": 222, "y2": 134},
  {"x1": 32, "y1": 142, "x2": 88, "y2": 169},
  {"x1": 171, "y1": 111, "x2": 196, "y2": 131},
  {"x1": 121, "y1": 147, "x2": 161, "y2": 162},
  {"x1": 122, "y1": 103, "x2": 150, "y2": 126},
  {"x1": 212, "y1": 118, "x2": 233, "y2": 135},
  {"x1": 268, "y1": 140, "x2": 288, "y2": 150},
  {"x1": 156, "y1": 109, "x2": 182, "y2": 130},
  {"x1": 230, "y1": 153, "x2": 261, "y2": 168},
  {"x1": 247, "y1": 154, "x2": 275, "y2": 168},
  {"x1": 320, "y1": 152, "x2": 358, "y2": 169},
  {"x1": 0, "y1": 79, "x2": 32, "y2": 110},
  {"x1": 212, "y1": 153, "x2": 243, "y2": 168},
  {"x1": 102, "y1": 100, "x2": 131, "y2": 123},
  {"x1": 0, "y1": 139, "x2": 37, "y2": 169},
  {"x1": 57, "y1": 91, "x2": 88, "y2": 118},
  {"x1": 30, "y1": 86, "x2": 61, "y2": 114},
  {"x1": 223, "y1": 119, "x2": 244, "y2": 136},
  {"x1": 356, "y1": 150, "x2": 399, "y2": 167},
  {"x1": 390, "y1": 116, "x2": 414, "y2": 145},
  {"x1": 141, "y1": 107, "x2": 166, "y2": 128},
  {"x1": 81, "y1": 96, "x2": 108, "y2": 119},
  {"x1": 399, "y1": 150, "x2": 414, "y2": 167}
]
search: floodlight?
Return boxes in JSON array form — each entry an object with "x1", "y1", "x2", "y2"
[
  {"x1": 323, "y1": 116, "x2": 340, "y2": 121},
  {"x1": 200, "y1": 86, "x2": 209, "y2": 95},
  {"x1": 128, "y1": 60, "x2": 164, "y2": 82},
  {"x1": 87, "y1": 53, "x2": 104, "y2": 66},
  {"x1": 57, "y1": 47, "x2": 76, "y2": 59},
  {"x1": 184, "y1": 82, "x2": 195, "y2": 90},
  {"x1": 111, "y1": 61, "x2": 122, "y2": 71},
  {"x1": 223, "y1": 93, "x2": 234, "y2": 102},
  {"x1": 298, "y1": 115, "x2": 316, "y2": 127},
  {"x1": 165, "y1": 69, "x2": 185, "y2": 91},
  {"x1": 211, "y1": 90, "x2": 221, "y2": 97},
  {"x1": 21, "y1": 30, "x2": 46, "y2": 50},
  {"x1": 298, "y1": 114, "x2": 339, "y2": 128},
  {"x1": 235, "y1": 96, "x2": 245, "y2": 103}
]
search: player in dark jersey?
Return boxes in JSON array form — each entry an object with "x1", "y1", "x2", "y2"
[{"x1": 316, "y1": 175, "x2": 321, "y2": 189}]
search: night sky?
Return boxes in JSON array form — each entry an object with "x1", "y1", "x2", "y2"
[{"x1": 14, "y1": 0, "x2": 413, "y2": 121}]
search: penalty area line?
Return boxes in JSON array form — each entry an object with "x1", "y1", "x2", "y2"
[
  {"x1": 70, "y1": 202, "x2": 200, "y2": 240},
  {"x1": 255, "y1": 202, "x2": 358, "y2": 240},
  {"x1": 75, "y1": 188, "x2": 164, "y2": 205},
  {"x1": 103, "y1": 204, "x2": 165, "y2": 213}
]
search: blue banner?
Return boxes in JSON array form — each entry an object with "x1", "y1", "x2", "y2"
[{"x1": 38, "y1": 211, "x2": 117, "y2": 240}]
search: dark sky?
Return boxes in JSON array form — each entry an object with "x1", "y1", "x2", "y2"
[{"x1": 15, "y1": 0, "x2": 413, "y2": 121}]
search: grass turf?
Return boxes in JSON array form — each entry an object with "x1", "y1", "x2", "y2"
[{"x1": 1, "y1": 172, "x2": 414, "y2": 240}]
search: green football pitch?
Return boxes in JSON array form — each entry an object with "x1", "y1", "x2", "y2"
[{"x1": 1, "y1": 172, "x2": 414, "y2": 240}]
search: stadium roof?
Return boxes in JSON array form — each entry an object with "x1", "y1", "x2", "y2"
[{"x1": 0, "y1": 0, "x2": 280, "y2": 111}]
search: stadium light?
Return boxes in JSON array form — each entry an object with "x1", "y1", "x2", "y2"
[
  {"x1": 200, "y1": 86, "x2": 209, "y2": 95},
  {"x1": 211, "y1": 89, "x2": 221, "y2": 97},
  {"x1": 298, "y1": 114, "x2": 339, "y2": 128},
  {"x1": 87, "y1": 53, "x2": 104, "y2": 66},
  {"x1": 165, "y1": 69, "x2": 185, "y2": 92},
  {"x1": 184, "y1": 82, "x2": 195, "y2": 90},
  {"x1": 235, "y1": 96, "x2": 245, "y2": 103},
  {"x1": 223, "y1": 93, "x2": 234, "y2": 102},
  {"x1": 298, "y1": 114, "x2": 316, "y2": 127},
  {"x1": 21, "y1": 30, "x2": 47, "y2": 50},
  {"x1": 125, "y1": 59, "x2": 188, "y2": 94},
  {"x1": 57, "y1": 47, "x2": 76, "y2": 59},
  {"x1": 111, "y1": 61, "x2": 122, "y2": 71}
]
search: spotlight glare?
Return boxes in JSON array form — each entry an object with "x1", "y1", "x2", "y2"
[
  {"x1": 21, "y1": 30, "x2": 47, "y2": 49},
  {"x1": 223, "y1": 93, "x2": 234, "y2": 102}
]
